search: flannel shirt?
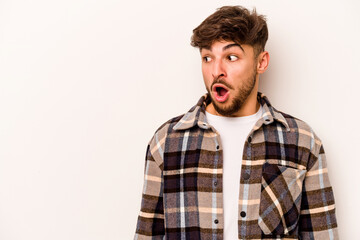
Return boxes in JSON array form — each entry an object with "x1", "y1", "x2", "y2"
[{"x1": 134, "y1": 92, "x2": 338, "y2": 239}]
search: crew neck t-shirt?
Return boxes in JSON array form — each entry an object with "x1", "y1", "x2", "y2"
[{"x1": 205, "y1": 105, "x2": 263, "y2": 240}]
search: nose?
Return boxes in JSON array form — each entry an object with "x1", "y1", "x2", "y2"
[{"x1": 212, "y1": 59, "x2": 226, "y2": 79}]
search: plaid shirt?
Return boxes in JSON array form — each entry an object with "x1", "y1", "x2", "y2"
[{"x1": 134, "y1": 92, "x2": 338, "y2": 239}]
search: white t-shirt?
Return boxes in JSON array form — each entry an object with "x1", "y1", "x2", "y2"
[{"x1": 205, "y1": 105, "x2": 263, "y2": 240}]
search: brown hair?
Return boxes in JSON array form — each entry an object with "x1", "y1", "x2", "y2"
[{"x1": 191, "y1": 6, "x2": 268, "y2": 57}]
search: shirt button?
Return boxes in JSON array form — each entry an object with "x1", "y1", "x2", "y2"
[
  {"x1": 216, "y1": 145, "x2": 219, "y2": 150},
  {"x1": 243, "y1": 173, "x2": 250, "y2": 180},
  {"x1": 214, "y1": 181, "x2": 218, "y2": 186},
  {"x1": 240, "y1": 211, "x2": 246, "y2": 217},
  {"x1": 214, "y1": 219, "x2": 219, "y2": 224},
  {"x1": 247, "y1": 136, "x2": 252, "y2": 143}
]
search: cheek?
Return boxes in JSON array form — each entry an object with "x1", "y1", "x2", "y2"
[
  {"x1": 202, "y1": 66, "x2": 211, "y2": 81},
  {"x1": 201, "y1": 64, "x2": 208, "y2": 75},
  {"x1": 230, "y1": 64, "x2": 252, "y2": 78}
]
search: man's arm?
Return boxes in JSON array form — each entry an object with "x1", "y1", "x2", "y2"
[
  {"x1": 299, "y1": 143, "x2": 339, "y2": 239},
  {"x1": 134, "y1": 140, "x2": 165, "y2": 239}
]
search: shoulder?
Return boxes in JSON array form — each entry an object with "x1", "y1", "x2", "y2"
[
  {"x1": 153, "y1": 113, "x2": 185, "y2": 138},
  {"x1": 280, "y1": 109, "x2": 321, "y2": 141},
  {"x1": 146, "y1": 113, "x2": 186, "y2": 165},
  {"x1": 276, "y1": 108, "x2": 323, "y2": 169}
]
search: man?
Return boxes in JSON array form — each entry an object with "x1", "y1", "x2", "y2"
[{"x1": 134, "y1": 6, "x2": 338, "y2": 240}]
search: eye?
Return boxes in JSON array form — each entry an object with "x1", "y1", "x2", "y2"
[
  {"x1": 227, "y1": 55, "x2": 238, "y2": 61},
  {"x1": 203, "y1": 56, "x2": 212, "y2": 62}
]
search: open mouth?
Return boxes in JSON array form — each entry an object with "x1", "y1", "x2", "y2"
[
  {"x1": 216, "y1": 86, "x2": 228, "y2": 96},
  {"x1": 212, "y1": 84, "x2": 230, "y2": 102}
]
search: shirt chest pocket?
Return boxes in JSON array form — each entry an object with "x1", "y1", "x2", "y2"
[{"x1": 258, "y1": 162, "x2": 307, "y2": 235}]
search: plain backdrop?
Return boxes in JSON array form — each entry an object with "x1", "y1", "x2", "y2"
[{"x1": 0, "y1": 0, "x2": 359, "y2": 239}]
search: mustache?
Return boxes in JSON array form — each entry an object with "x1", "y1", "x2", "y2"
[{"x1": 211, "y1": 77, "x2": 234, "y2": 90}]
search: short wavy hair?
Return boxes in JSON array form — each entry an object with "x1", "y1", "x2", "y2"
[{"x1": 191, "y1": 6, "x2": 268, "y2": 57}]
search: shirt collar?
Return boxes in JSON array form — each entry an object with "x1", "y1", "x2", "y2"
[{"x1": 172, "y1": 91, "x2": 290, "y2": 132}]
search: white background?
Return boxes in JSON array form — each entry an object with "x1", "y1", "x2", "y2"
[{"x1": 0, "y1": 0, "x2": 359, "y2": 239}]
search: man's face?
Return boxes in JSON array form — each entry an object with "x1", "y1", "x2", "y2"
[{"x1": 201, "y1": 40, "x2": 258, "y2": 116}]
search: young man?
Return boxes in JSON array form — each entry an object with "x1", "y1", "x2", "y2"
[{"x1": 134, "y1": 6, "x2": 338, "y2": 240}]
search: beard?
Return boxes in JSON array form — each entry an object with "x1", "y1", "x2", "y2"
[{"x1": 206, "y1": 67, "x2": 257, "y2": 117}]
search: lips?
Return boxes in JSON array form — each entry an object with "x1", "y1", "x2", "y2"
[{"x1": 212, "y1": 83, "x2": 230, "y2": 103}]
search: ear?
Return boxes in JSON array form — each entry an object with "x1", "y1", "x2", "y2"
[{"x1": 257, "y1": 51, "x2": 269, "y2": 74}]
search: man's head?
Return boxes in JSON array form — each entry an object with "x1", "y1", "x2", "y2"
[
  {"x1": 191, "y1": 5, "x2": 268, "y2": 58},
  {"x1": 191, "y1": 6, "x2": 269, "y2": 117}
]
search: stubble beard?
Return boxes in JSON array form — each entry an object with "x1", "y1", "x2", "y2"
[{"x1": 207, "y1": 67, "x2": 257, "y2": 117}]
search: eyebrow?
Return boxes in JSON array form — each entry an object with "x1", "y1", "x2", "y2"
[
  {"x1": 223, "y1": 43, "x2": 244, "y2": 52},
  {"x1": 200, "y1": 43, "x2": 245, "y2": 53}
]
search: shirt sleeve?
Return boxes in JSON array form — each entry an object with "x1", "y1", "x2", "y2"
[
  {"x1": 134, "y1": 140, "x2": 165, "y2": 239},
  {"x1": 299, "y1": 143, "x2": 339, "y2": 239}
]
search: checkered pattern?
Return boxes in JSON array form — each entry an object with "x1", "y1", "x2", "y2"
[
  {"x1": 258, "y1": 162, "x2": 307, "y2": 235},
  {"x1": 134, "y1": 92, "x2": 338, "y2": 239}
]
